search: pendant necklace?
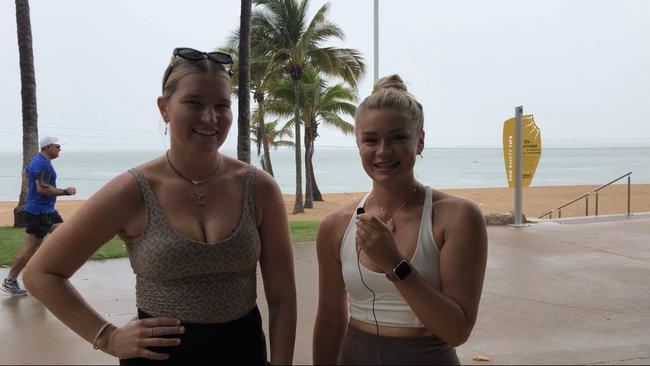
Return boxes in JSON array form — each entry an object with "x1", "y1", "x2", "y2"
[
  {"x1": 166, "y1": 150, "x2": 222, "y2": 207},
  {"x1": 370, "y1": 185, "x2": 419, "y2": 232}
]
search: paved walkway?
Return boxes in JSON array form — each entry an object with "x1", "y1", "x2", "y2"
[{"x1": 1, "y1": 215, "x2": 649, "y2": 364}]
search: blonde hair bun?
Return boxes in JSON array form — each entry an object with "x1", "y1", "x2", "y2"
[
  {"x1": 372, "y1": 74, "x2": 408, "y2": 93},
  {"x1": 355, "y1": 74, "x2": 424, "y2": 132}
]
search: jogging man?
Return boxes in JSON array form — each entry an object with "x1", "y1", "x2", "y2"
[{"x1": 2, "y1": 136, "x2": 76, "y2": 296}]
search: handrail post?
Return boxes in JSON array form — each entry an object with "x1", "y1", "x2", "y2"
[
  {"x1": 627, "y1": 175, "x2": 631, "y2": 215},
  {"x1": 585, "y1": 196, "x2": 589, "y2": 216},
  {"x1": 595, "y1": 192, "x2": 599, "y2": 216},
  {"x1": 559, "y1": 210, "x2": 562, "y2": 219}
]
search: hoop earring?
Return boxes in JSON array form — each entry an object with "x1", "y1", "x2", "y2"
[{"x1": 164, "y1": 123, "x2": 168, "y2": 135}]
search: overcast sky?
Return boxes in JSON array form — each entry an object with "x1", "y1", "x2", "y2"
[{"x1": 1, "y1": 0, "x2": 649, "y2": 152}]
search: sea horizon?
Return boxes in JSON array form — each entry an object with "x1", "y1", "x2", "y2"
[{"x1": 1, "y1": 146, "x2": 649, "y2": 201}]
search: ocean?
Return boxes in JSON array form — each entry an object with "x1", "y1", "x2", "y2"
[{"x1": 1, "y1": 147, "x2": 649, "y2": 201}]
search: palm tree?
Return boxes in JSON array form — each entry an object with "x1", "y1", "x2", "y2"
[
  {"x1": 251, "y1": 92, "x2": 274, "y2": 176},
  {"x1": 13, "y1": 0, "x2": 39, "y2": 228},
  {"x1": 252, "y1": 0, "x2": 366, "y2": 213},
  {"x1": 220, "y1": 46, "x2": 278, "y2": 175},
  {"x1": 237, "y1": 0, "x2": 252, "y2": 163},
  {"x1": 266, "y1": 67, "x2": 356, "y2": 207},
  {"x1": 222, "y1": 28, "x2": 279, "y2": 175},
  {"x1": 250, "y1": 119, "x2": 294, "y2": 171},
  {"x1": 302, "y1": 78, "x2": 356, "y2": 205}
]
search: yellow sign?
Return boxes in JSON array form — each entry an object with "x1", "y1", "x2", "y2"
[{"x1": 502, "y1": 115, "x2": 542, "y2": 187}]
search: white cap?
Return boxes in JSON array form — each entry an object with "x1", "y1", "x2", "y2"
[{"x1": 39, "y1": 136, "x2": 63, "y2": 149}]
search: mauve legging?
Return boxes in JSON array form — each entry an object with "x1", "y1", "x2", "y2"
[
  {"x1": 338, "y1": 325, "x2": 460, "y2": 365},
  {"x1": 119, "y1": 306, "x2": 268, "y2": 365}
]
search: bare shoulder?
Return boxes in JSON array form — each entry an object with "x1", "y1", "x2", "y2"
[
  {"x1": 67, "y1": 170, "x2": 146, "y2": 238},
  {"x1": 432, "y1": 189, "x2": 485, "y2": 231},
  {"x1": 128, "y1": 155, "x2": 167, "y2": 183},
  {"x1": 246, "y1": 162, "x2": 285, "y2": 229},
  {"x1": 89, "y1": 156, "x2": 165, "y2": 215},
  {"x1": 252, "y1": 164, "x2": 281, "y2": 196},
  {"x1": 323, "y1": 201, "x2": 358, "y2": 232},
  {"x1": 317, "y1": 201, "x2": 358, "y2": 260},
  {"x1": 92, "y1": 170, "x2": 143, "y2": 205},
  {"x1": 210, "y1": 155, "x2": 264, "y2": 188}
]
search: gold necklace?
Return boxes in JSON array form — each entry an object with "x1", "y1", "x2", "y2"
[
  {"x1": 370, "y1": 186, "x2": 419, "y2": 232},
  {"x1": 165, "y1": 150, "x2": 222, "y2": 207}
]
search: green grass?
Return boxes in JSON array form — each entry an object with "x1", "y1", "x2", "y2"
[
  {"x1": 0, "y1": 221, "x2": 320, "y2": 267},
  {"x1": 0, "y1": 227, "x2": 128, "y2": 266},
  {"x1": 289, "y1": 220, "x2": 320, "y2": 242},
  {"x1": 0, "y1": 227, "x2": 26, "y2": 266}
]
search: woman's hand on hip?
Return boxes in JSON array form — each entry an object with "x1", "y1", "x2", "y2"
[{"x1": 101, "y1": 317, "x2": 185, "y2": 360}]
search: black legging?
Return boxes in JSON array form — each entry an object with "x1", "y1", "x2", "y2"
[{"x1": 120, "y1": 306, "x2": 268, "y2": 365}]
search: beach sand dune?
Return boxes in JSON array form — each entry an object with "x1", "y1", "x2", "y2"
[{"x1": 1, "y1": 184, "x2": 648, "y2": 226}]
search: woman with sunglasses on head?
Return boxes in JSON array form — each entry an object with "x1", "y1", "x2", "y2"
[
  {"x1": 24, "y1": 48, "x2": 297, "y2": 365},
  {"x1": 313, "y1": 75, "x2": 487, "y2": 365}
]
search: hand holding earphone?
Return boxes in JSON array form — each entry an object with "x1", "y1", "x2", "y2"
[{"x1": 355, "y1": 208, "x2": 402, "y2": 274}]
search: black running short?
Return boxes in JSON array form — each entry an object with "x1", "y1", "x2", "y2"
[{"x1": 25, "y1": 211, "x2": 63, "y2": 239}]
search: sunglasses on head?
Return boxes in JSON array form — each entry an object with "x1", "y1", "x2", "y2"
[
  {"x1": 174, "y1": 47, "x2": 233, "y2": 64},
  {"x1": 162, "y1": 47, "x2": 234, "y2": 90}
]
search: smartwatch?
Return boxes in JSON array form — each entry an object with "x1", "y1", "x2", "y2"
[{"x1": 386, "y1": 260, "x2": 412, "y2": 281}]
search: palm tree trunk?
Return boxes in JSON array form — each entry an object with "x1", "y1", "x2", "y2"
[
  {"x1": 237, "y1": 0, "x2": 252, "y2": 163},
  {"x1": 261, "y1": 126, "x2": 273, "y2": 176},
  {"x1": 14, "y1": 0, "x2": 39, "y2": 228},
  {"x1": 255, "y1": 95, "x2": 274, "y2": 176},
  {"x1": 259, "y1": 120, "x2": 274, "y2": 177},
  {"x1": 292, "y1": 77, "x2": 304, "y2": 214},
  {"x1": 310, "y1": 160, "x2": 324, "y2": 201},
  {"x1": 304, "y1": 127, "x2": 313, "y2": 208},
  {"x1": 307, "y1": 120, "x2": 323, "y2": 201}
]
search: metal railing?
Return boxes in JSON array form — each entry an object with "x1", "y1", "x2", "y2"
[{"x1": 538, "y1": 172, "x2": 632, "y2": 219}]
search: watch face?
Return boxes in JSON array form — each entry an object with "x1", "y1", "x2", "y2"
[{"x1": 394, "y1": 260, "x2": 412, "y2": 280}]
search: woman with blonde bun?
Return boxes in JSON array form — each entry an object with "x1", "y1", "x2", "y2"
[{"x1": 313, "y1": 74, "x2": 487, "y2": 365}]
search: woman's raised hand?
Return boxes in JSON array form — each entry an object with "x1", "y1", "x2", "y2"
[{"x1": 355, "y1": 213, "x2": 401, "y2": 273}]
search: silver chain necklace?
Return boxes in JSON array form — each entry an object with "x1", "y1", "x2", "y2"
[{"x1": 370, "y1": 185, "x2": 419, "y2": 232}]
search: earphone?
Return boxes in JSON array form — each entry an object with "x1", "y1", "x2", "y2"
[{"x1": 355, "y1": 206, "x2": 382, "y2": 364}]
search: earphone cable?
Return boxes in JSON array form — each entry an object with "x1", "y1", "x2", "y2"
[{"x1": 357, "y1": 245, "x2": 382, "y2": 364}]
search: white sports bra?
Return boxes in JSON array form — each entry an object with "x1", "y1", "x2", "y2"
[{"x1": 340, "y1": 186, "x2": 442, "y2": 327}]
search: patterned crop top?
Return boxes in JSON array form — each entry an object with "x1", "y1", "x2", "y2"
[{"x1": 125, "y1": 166, "x2": 261, "y2": 323}]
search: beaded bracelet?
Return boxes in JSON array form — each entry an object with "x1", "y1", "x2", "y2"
[{"x1": 92, "y1": 322, "x2": 115, "y2": 350}]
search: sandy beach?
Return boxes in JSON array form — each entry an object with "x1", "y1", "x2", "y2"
[{"x1": 1, "y1": 184, "x2": 648, "y2": 226}]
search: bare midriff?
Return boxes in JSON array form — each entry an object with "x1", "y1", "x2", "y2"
[{"x1": 349, "y1": 317, "x2": 437, "y2": 337}]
